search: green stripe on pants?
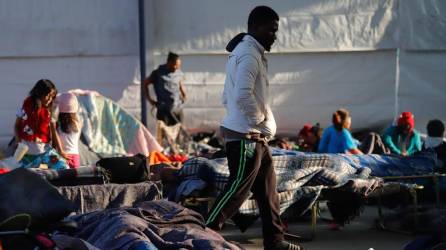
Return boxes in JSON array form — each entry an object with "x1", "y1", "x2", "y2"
[{"x1": 206, "y1": 139, "x2": 247, "y2": 225}]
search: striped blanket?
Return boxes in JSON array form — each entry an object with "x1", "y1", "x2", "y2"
[{"x1": 270, "y1": 147, "x2": 437, "y2": 177}]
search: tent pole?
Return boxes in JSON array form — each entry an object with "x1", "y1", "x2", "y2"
[{"x1": 138, "y1": 0, "x2": 147, "y2": 126}]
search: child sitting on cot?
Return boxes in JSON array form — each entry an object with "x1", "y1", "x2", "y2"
[
  {"x1": 318, "y1": 109, "x2": 363, "y2": 154},
  {"x1": 55, "y1": 93, "x2": 82, "y2": 168},
  {"x1": 14, "y1": 79, "x2": 68, "y2": 169}
]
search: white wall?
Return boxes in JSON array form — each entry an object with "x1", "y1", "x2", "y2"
[{"x1": 1, "y1": 0, "x2": 446, "y2": 147}]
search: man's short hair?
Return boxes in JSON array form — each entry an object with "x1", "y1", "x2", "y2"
[
  {"x1": 248, "y1": 6, "x2": 279, "y2": 30},
  {"x1": 427, "y1": 119, "x2": 445, "y2": 137},
  {"x1": 167, "y1": 52, "x2": 179, "y2": 63}
]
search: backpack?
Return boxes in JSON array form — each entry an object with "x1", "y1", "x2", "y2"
[{"x1": 96, "y1": 154, "x2": 150, "y2": 183}]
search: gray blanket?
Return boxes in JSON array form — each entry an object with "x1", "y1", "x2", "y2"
[
  {"x1": 57, "y1": 182, "x2": 162, "y2": 214},
  {"x1": 68, "y1": 200, "x2": 241, "y2": 250}
]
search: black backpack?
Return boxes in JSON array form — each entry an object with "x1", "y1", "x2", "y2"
[{"x1": 96, "y1": 154, "x2": 150, "y2": 184}]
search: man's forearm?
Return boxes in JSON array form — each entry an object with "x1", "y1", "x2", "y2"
[{"x1": 143, "y1": 82, "x2": 157, "y2": 105}]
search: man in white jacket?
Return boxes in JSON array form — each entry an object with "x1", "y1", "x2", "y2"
[{"x1": 206, "y1": 6, "x2": 302, "y2": 250}]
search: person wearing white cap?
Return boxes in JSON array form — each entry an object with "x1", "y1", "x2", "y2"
[{"x1": 54, "y1": 93, "x2": 82, "y2": 168}]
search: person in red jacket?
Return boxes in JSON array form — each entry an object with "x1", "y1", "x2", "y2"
[{"x1": 14, "y1": 79, "x2": 66, "y2": 165}]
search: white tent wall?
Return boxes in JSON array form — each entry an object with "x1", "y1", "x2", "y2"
[
  {"x1": 178, "y1": 51, "x2": 397, "y2": 135},
  {"x1": 395, "y1": 0, "x2": 446, "y2": 133},
  {"x1": 148, "y1": 0, "x2": 400, "y2": 135},
  {"x1": 398, "y1": 50, "x2": 446, "y2": 131},
  {"x1": 1, "y1": 0, "x2": 445, "y2": 147},
  {"x1": 151, "y1": 0, "x2": 399, "y2": 53},
  {"x1": 148, "y1": 0, "x2": 445, "y2": 135},
  {"x1": 399, "y1": 0, "x2": 446, "y2": 50}
]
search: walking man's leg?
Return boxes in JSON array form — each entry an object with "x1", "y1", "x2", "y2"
[
  {"x1": 206, "y1": 139, "x2": 264, "y2": 230},
  {"x1": 251, "y1": 143, "x2": 284, "y2": 246}
]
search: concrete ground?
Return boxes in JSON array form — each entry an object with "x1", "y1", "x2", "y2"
[{"x1": 220, "y1": 205, "x2": 415, "y2": 250}]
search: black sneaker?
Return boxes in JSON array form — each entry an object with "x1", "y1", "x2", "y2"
[{"x1": 265, "y1": 240, "x2": 304, "y2": 250}]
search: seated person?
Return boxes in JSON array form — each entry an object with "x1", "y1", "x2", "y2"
[
  {"x1": 318, "y1": 109, "x2": 362, "y2": 154},
  {"x1": 15, "y1": 79, "x2": 68, "y2": 169},
  {"x1": 297, "y1": 123, "x2": 322, "y2": 152},
  {"x1": 423, "y1": 119, "x2": 446, "y2": 168},
  {"x1": 383, "y1": 111, "x2": 422, "y2": 156}
]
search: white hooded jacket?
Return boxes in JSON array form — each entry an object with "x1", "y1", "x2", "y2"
[{"x1": 221, "y1": 34, "x2": 276, "y2": 139}]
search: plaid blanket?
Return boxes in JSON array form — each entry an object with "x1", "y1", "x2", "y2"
[
  {"x1": 270, "y1": 147, "x2": 437, "y2": 177},
  {"x1": 178, "y1": 153, "x2": 382, "y2": 216}
]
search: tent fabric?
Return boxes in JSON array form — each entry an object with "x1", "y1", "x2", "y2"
[
  {"x1": 72, "y1": 90, "x2": 162, "y2": 157},
  {"x1": 153, "y1": 0, "x2": 398, "y2": 54},
  {"x1": 148, "y1": 0, "x2": 446, "y2": 134},
  {"x1": 153, "y1": 0, "x2": 446, "y2": 54},
  {"x1": 400, "y1": 0, "x2": 446, "y2": 50}
]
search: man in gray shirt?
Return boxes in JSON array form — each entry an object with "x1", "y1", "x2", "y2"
[{"x1": 143, "y1": 52, "x2": 186, "y2": 126}]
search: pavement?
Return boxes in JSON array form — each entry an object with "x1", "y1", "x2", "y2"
[{"x1": 220, "y1": 205, "x2": 414, "y2": 250}]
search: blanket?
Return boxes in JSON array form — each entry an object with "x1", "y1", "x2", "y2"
[
  {"x1": 270, "y1": 148, "x2": 437, "y2": 177},
  {"x1": 178, "y1": 154, "x2": 382, "y2": 217},
  {"x1": 73, "y1": 90, "x2": 162, "y2": 157},
  {"x1": 66, "y1": 200, "x2": 241, "y2": 250},
  {"x1": 57, "y1": 182, "x2": 162, "y2": 214}
]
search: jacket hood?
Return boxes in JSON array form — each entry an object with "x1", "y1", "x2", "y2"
[{"x1": 226, "y1": 33, "x2": 246, "y2": 52}]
